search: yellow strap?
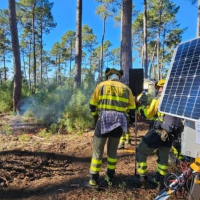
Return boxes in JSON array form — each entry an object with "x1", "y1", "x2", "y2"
[
  {"x1": 107, "y1": 157, "x2": 117, "y2": 163},
  {"x1": 90, "y1": 165, "x2": 101, "y2": 172},
  {"x1": 107, "y1": 164, "x2": 116, "y2": 170},
  {"x1": 91, "y1": 158, "x2": 102, "y2": 165},
  {"x1": 91, "y1": 112, "x2": 98, "y2": 116},
  {"x1": 137, "y1": 168, "x2": 147, "y2": 175},
  {"x1": 157, "y1": 163, "x2": 168, "y2": 170},
  {"x1": 138, "y1": 162, "x2": 147, "y2": 167},
  {"x1": 157, "y1": 168, "x2": 167, "y2": 176},
  {"x1": 99, "y1": 95, "x2": 129, "y2": 103},
  {"x1": 98, "y1": 104, "x2": 127, "y2": 112},
  {"x1": 128, "y1": 105, "x2": 136, "y2": 109},
  {"x1": 90, "y1": 100, "x2": 98, "y2": 106}
]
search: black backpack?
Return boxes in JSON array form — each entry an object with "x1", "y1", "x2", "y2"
[{"x1": 160, "y1": 114, "x2": 184, "y2": 134}]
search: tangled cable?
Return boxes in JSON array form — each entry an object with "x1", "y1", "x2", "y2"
[{"x1": 163, "y1": 161, "x2": 197, "y2": 199}]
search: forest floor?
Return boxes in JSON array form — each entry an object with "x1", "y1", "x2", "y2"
[{"x1": 0, "y1": 114, "x2": 186, "y2": 200}]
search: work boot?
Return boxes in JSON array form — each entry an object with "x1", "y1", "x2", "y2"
[
  {"x1": 104, "y1": 174, "x2": 114, "y2": 187},
  {"x1": 127, "y1": 175, "x2": 147, "y2": 188},
  {"x1": 89, "y1": 173, "x2": 99, "y2": 187},
  {"x1": 147, "y1": 177, "x2": 159, "y2": 187},
  {"x1": 148, "y1": 172, "x2": 165, "y2": 191},
  {"x1": 103, "y1": 170, "x2": 114, "y2": 187},
  {"x1": 118, "y1": 142, "x2": 125, "y2": 149}
]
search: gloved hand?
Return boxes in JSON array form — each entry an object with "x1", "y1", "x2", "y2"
[
  {"x1": 93, "y1": 115, "x2": 98, "y2": 126},
  {"x1": 157, "y1": 130, "x2": 169, "y2": 142},
  {"x1": 129, "y1": 115, "x2": 135, "y2": 124}
]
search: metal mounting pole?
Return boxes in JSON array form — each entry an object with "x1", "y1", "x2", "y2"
[{"x1": 134, "y1": 110, "x2": 138, "y2": 175}]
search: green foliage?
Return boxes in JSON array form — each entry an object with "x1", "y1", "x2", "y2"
[
  {"x1": 21, "y1": 79, "x2": 30, "y2": 97},
  {"x1": 82, "y1": 25, "x2": 97, "y2": 52},
  {"x1": 21, "y1": 75, "x2": 95, "y2": 135},
  {"x1": 59, "y1": 90, "x2": 93, "y2": 134},
  {"x1": 38, "y1": 128, "x2": 51, "y2": 139},
  {"x1": 0, "y1": 79, "x2": 31, "y2": 114},
  {"x1": 18, "y1": 134, "x2": 30, "y2": 142},
  {"x1": 190, "y1": 0, "x2": 197, "y2": 5},
  {"x1": 81, "y1": 69, "x2": 96, "y2": 96},
  {"x1": 0, "y1": 81, "x2": 13, "y2": 113},
  {"x1": 132, "y1": 0, "x2": 185, "y2": 79},
  {"x1": 2, "y1": 124, "x2": 12, "y2": 135},
  {"x1": 49, "y1": 123, "x2": 59, "y2": 133},
  {"x1": 95, "y1": 0, "x2": 116, "y2": 19},
  {"x1": 23, "y1": 83, "x2": 73, "y2": 125}
]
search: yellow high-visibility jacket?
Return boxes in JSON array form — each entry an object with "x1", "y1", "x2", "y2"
[
  {"x1": 89, "y1": 80, "x2": 136, "y2": 116},
  {"x1": 138, "y1": 94, "x2": 164, "y2": 121}
]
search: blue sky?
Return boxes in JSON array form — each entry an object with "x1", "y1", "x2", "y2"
[
  {"x1": 42, "y1": 0, "x2": 198, "y2": 51},
  {"x1": 42, "y1": 0, "x2": 198, "y2": 50},
  {"x1": 0, "y1": 0, "x2": 198, "y2": 70}
]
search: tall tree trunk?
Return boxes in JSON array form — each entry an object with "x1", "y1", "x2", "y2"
[
  {"x1": 70, "y1": 40, "x2": 73, "y2": 73},
  {"x1": 3, "y1": 55, "x2": 7, "y2": 81},
  {"x1": 143, "y1": 0, "x2": 148, "y2": 78},
  {"x1": 8, "y1": 0, "x2": 22, "y2": 113},
  {"x1": 46, "y1": 62, "x2": 49, "y2": 84},
  {"x1": 58, "y1": 55, "x2": 61, "y2": 85},
  {"x1": 74, "y1": 0, "x2": 82, "y2": 91},
  {"x1": 157, "y1": 2, "x2": 162, "y2": 80},
  {"x1": 28, "y1": 39, "x2": 32, "y2": 91},
  {"x1": 121, "y1": 0, "x2": 132, "y2": 85},
  {"x1": 32, "y1": 5, "x2": 37, "y2": 88},
  {"x1": 99, "y1": 15, "x2": 106, "y2": 81},
  {"x1": 40, "y1": 23, "x2": 43, "y2": 84},
  {"x1": 40, "y1": 1, "x2": 44, "y2": 85},
  {"x1": 120, "y1": 7, "x2": 123, "y2": 70},
  {"x1": 22, "y1": 51, "x2": 27, "y2": 80},
  {"x1": 160, "y1": 29, "x2": 166, "y2": 79},
  {"x1": 141, "y1": 45, "x2": 144, "y2": 68},
  {"x1": 157, "y1": 31, "x2": 160, "y2": 80},
  {"x1": 0, "y1": 71, "x2": 2, "y2": 85},
  {"x1": 149, "y1": 42, "x2": 157, "y2": 79}
]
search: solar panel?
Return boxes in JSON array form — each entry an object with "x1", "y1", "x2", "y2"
[{"x1": 159, "y1": 37, "x2": 200, "y2": 122}]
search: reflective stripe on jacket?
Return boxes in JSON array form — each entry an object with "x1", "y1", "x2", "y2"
[{"x1": 89, "y1": 80, "x2": 136, "y2": 115}]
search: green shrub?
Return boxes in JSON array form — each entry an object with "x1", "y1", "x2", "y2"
[
  {"x1": 0, "y1": 81, "x2": 13, "y2": 113},
  {"x1": 23, "y1": 84, "x2": 73, "y2": 125},
  {"x1": 21, "y1": 79, "x2": 31, "y2": 97},
  {"x1": 18, "y1": 134, "x2": 31, "y2": 142},
  {"x1": 59, "y1": 90, "x2": 93, "y2": 134},
  {"x1": 38, "y1": 128, "x2": 51, "y2": 139},
  {"x1": 22, "y1": 76, "x2": 96, "y2": 134},
  {"x1": 2, "y1": 124, "x2": 12, "y2": 135},
  {"x1": 0, "y1": 79, "x2": 31, "y2": 114}
]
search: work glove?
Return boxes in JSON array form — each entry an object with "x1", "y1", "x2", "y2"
[
  {"x1": 157, "y1": 129, "x2": 169, "y2": 142},
  {"x1": 129, "y1": 115, "x2": 135, "y2": 124}
]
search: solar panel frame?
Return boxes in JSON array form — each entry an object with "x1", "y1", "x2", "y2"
[{"x1": 159, "y1": 37, "x2": 200, "y2": 122}]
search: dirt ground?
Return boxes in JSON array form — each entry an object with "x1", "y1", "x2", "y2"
[{"x1": 0, "y1": 114, "x2": 183, "y2": 200}]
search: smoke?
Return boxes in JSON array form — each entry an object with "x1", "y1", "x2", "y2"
[{"x1": 20, "y1": 87, "x2": 73, "y2": 125}]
